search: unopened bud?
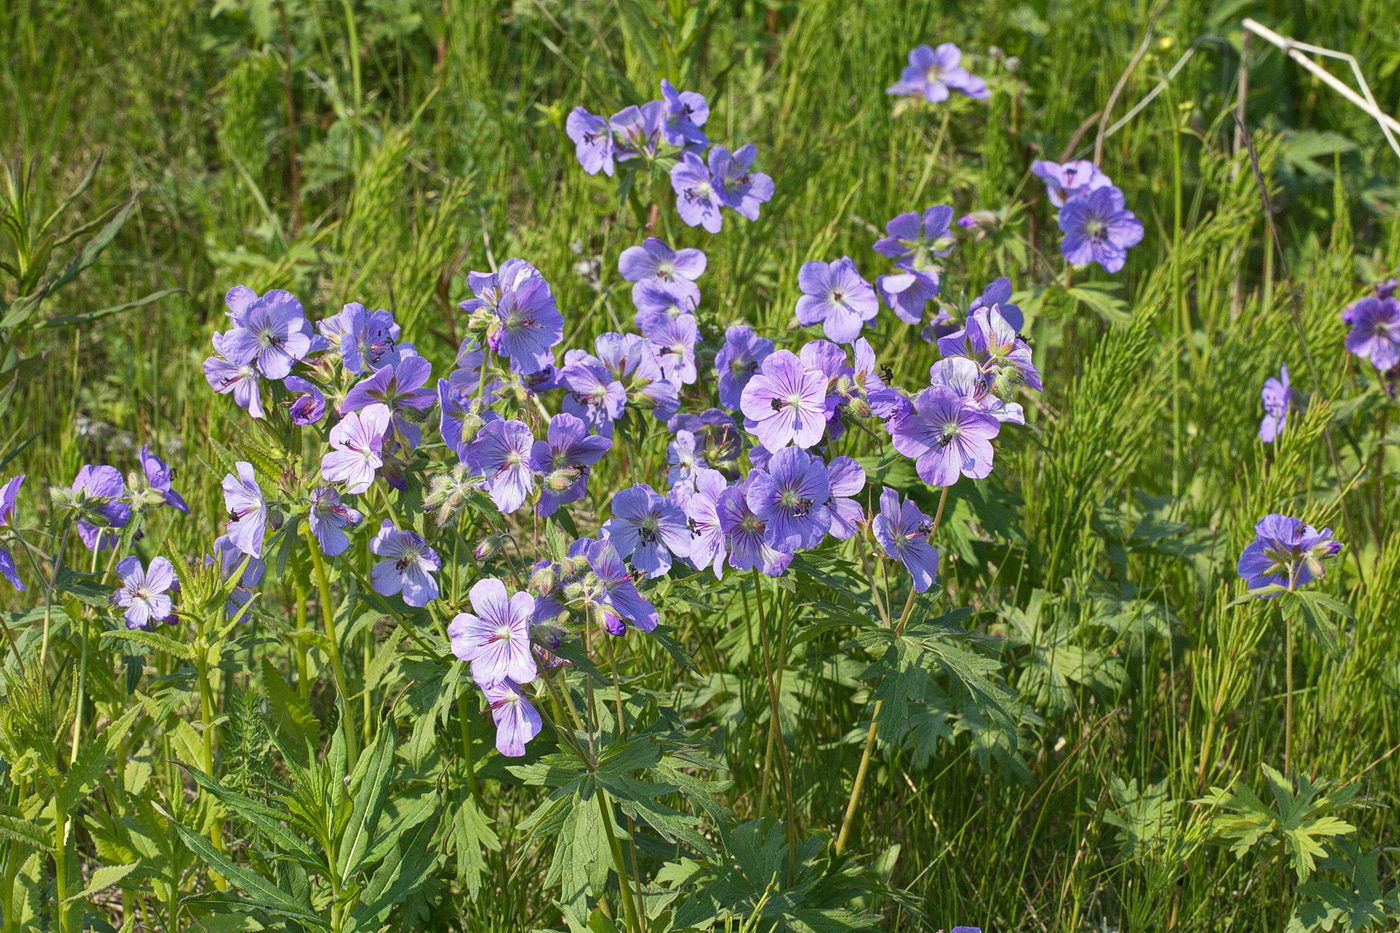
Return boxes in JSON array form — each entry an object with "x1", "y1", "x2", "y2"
[
  {"x1": 529, "y1": 563, "x2": 558, "y2": 596},
  {"x1": 546, "y1": 467, "x2": 581, "y2": 492},
  {"x1": 475, "y1": 533, "x2": 508, "y2": 560}
]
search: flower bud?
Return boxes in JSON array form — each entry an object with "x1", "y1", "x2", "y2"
[
  {"x1": 529, "y1": 563, "x2": 558, "y2": 596},
  {"x1": 545, "y1": 467, "x2": 581, "y2": 492},
  {"x1": 475, "y1": 533, "x2": 508, "y2": 561}
]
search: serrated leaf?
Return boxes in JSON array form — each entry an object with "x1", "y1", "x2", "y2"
[
  {"x1": 101, "y1": 628, "x2": 195, "y2": 661},
  {"x1": 63, "y1": 862, "x2": 139, "y2": 903},
  {"x1": 0, "y1": 807, "x2": 52, "y2": 851},
  {"x1": 59, "y1": 705, "x2": 142, "y2": 811}
]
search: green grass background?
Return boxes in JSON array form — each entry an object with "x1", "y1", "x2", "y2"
[{"x1": 3, "y1": 0, "x2": 1400, "y2": 929}]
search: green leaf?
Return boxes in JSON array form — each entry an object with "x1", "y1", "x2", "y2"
[
  {"x1": 63, "y1": 862, "x2": 139, "y2": 903},
  {"x1": 101, "y1": 628, "x2": 195, "y2": 661},
  {"x1": 1, "y1": 195, "x2": 139, "y2": 329},
  {"x1": 59, "y1": 705, "x2": 142, "y2": 812},
  {"x1": 0, "y1": 806, "x2": 52, "y2": 851},
  {"x1": 1066, "y1": 281, "x2": 1131, "y2": 326},
  {"x1": 350, "y1": 807, "x2": 441, "y2": 929},
  {"x1": 53, "y1": 566, "x2": 110, "y2": 607},
  {"x1": 41, "y1": 288, "x2": 180, "y2": 329},
  {"x1": 181, "y1": 766, "x2": 322, "y2": 870},
  {"x1": 337, "y1": 726, "x2": 396, "y2": 879},
  {"x1": 161, "y1": 806, "x2": 328, "y2": 927}
]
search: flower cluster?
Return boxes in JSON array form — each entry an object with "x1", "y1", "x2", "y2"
[
  {"x1": 1031, "y1": 160, "x2": 1143, "y2": 273},
  {"x1": 9, "y1": 61, "x2": 1060, "y2": 763},
  {"x1": 566, "y1": 80, "x2": 772, "y2": 234}
]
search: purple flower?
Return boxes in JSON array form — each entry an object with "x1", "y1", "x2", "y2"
[
  {"x1": 113, "y1": 556, "x2": 177, "y2": 629},
  {"x1": 746, "y1": 447, "x2": 833, "y2": 550},
  {"x1": 716, "y1": 324, "x2": 774, "y2": 411},
  {"x1": 937, "y1": 305, "x2": 1042, "y2": 394},
  {"x1": 342, "y1": 357, "x2": 435, "y2": 448},
  {"x1": 461, "y1": 259, "x2": 564, "y2": 374},
  {"x1": 463, "y1": 419, "x2": 535, "y2": 513},
  {"x1": 70, "y1": 465, "x2": 131, "y2": 552},
  {"x1": 1058, "y1": 185, "x2": 1144, "y2": 273},
  {"x1": 595, "y1": 332, "x2": 680, "y2": 419},
  {"x1": 318, "y1": 303, "x2": 410, "y2": 375},
  {"x1": 217, "y1": 287, "x2": 312, "y2": 380},
  {"x1": 284, "y1": 376, "x2": 326, "y2": 425},
  {"x1": 795, "y1": 257, "x2": 879, "y2": 343},
  {"x1": 1344, "y1": 294, "x2": 1400, "y2": 371},
  {"x1": 222, "y1": 461, "x2": 266, "y2": 557},
  {"x1": 479, "y1": 679, "x2": 542, "y2": 757},
  {"x1": 671, "y1": 151, "x2": 727, "y2": 233},
  {"x1": 610, "y1": 101, "x2": 665, "y2": 161},
  {"x1": 0, "y1": 475, "x2": 23, "y2": 590},
  {"x1": 139, "y1": 444, "x2": 188, "y2": 513},
  {"x1": 633, "y1": 279, "x2": 699, "y2": 323},
  {"x1": 889, "y1": 386, "x2": 1001, "y2": 486},
  {"x1": 667, "y1": 430, "x2": 706, "y2": 489},
  {"x1": 214, "y1": 534, "x2": 265, "y2": 616},
  {"x1": 713, "y1": 144, "x2": 773, "y2": 221},
  {"x1": 619, "y1": 237, "x2": 706, "y2": 288},
  {"x1": 449, "y1": 578, "x2": 538, "y2": 686},
  {"x1": 826, "y1": 456, "x2": 866, "y2": 539},
  {"x1": 438, "y1": 371, "x2": 477, "y2": 452},
  {"x1": 559, "y1": 351, "x2": 627, "y2": 436},
  {"x1": 874, "y1": 206, "x2": 956, "y2": 272},
  {"x1": 641, "y1": 312, "x2": 698, "y2": 385},
  {"x1": 887, "y1": 43, "x2": 989, "y2": 102},
  {"x1": 874, "y1": 488, "x2": 938, "y2": 593},
  {"x1": 1259, "y1": 364, "x2": 1295, "y2": 443},
  {"x1": 876, "y1": 269, "x2": 940, "y2": 326},
  {"x1": 670, "y1": 409, "x2": 746, "y2": 475},
  {"x1": 679, "y1": 468, "x2": 729, "y2": 576},
  {"x1": 601, "y1": 484, "x2": 691, "y2": 578},
  {"x1": 204, "y1": 331, "x2": 265, "y2": 419},
  {"x1": 584, "y1": 537, "x2": 659, "y2": 633},
  {"x1": 969, "y1": 277, "x2": 1024, "y2": 333},
  {"x1": 308, "y1": 486, "x2": 363, "y2": 557},
  {"x1": 1030, "y1": 159, "x2": 1112, "y2": 208},
  {"x1": 660, "y1": 78, "x2": 709, "y2": 148},
  {"x1": 369, "y1": 520, "x2": 441, "y2": 607},
  {"x1": 929, "y1": 357, "x2": 1024, "y2": 425},
  {"x1": 740, "y1": 349, "x2": 829, "y2": 450},
  {"x1": 566, "y1": 107, "x2": 614, "y2": 176},
  {"x1": 321, "y1": 403, "x2": 391, "y2": 495},
  {"x1": 716, "y1": 482, "x2": 792, "y2": 576},
  {"x1": 530, "y1": 413, "x2": 612, "y2": 517},
  {"x1": 1237, "y1": 514, "x2": 1341, "y2": 596},
  {"x1": 799, "y1": 339, "x2": 853, "y2": 438}
]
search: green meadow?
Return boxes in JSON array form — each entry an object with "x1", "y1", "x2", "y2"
[{"x1": 2, "y1": 0, "x2": 1399, "y2": 930}]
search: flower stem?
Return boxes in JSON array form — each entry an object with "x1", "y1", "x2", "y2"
[
  {"x1": 1283, "y1": 607, "x2": 1294, "y2": 774},
  {"x1": 52, "y1": 794, "x2": 72, "y2": 933},
  {"x1": 595, "y1": 788, "x2": 644, "y2": 933},
  {"x1": 753, "y1": 570, "x2": 797, "y2": 881},
  {"x1": 836, "y1": 487, "x2": 949, "y2": 854},
  {"x1": 304, "y1": 524, "x2": 359, "y2": 766}
]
